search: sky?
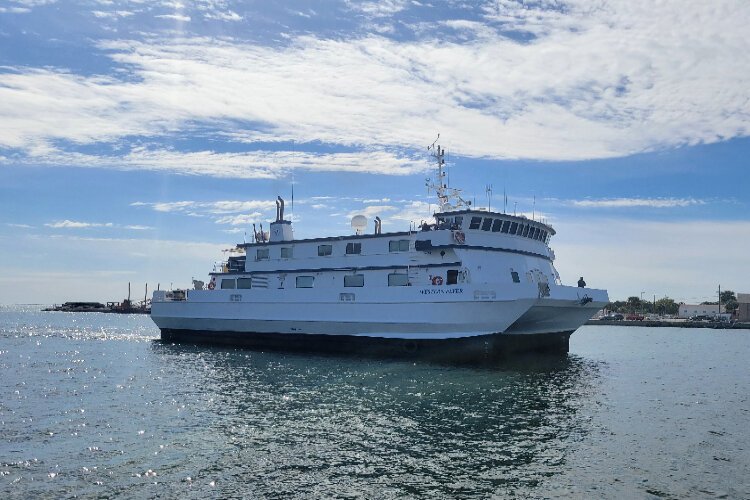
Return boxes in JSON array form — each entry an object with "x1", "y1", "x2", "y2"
[{"x1": 1, "y1": 0, "x2": 749, "y2": 305}]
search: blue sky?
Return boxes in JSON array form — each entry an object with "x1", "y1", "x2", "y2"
[{"x1": 1, "y1": 0, "x2": 749, "y2": 305}]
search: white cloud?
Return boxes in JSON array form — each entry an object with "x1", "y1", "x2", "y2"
[
  {"x1": 5, "y1": 223, "x2": 33, "y2": 229},
  {"x1": 570, "y1": 197, "x2": 707, "y2": 209},
  {"x1": 1, "y1": 2, "x2": 749, "y2": 164},
  {"x1": 45, "y1": 220, "x2": 114, "y2": 228},
  {"x1": 155, "y1": 13, "x2": 190, "y2": 22}
]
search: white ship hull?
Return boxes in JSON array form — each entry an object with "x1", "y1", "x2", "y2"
[{"x1": 152, "y1": 283, "x2": 607, "y2": 359}]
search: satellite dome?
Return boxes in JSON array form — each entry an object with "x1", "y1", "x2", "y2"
[{"x1": 351, "y1": 215, "x2": 367, "y2": 235}]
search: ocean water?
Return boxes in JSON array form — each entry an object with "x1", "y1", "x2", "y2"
[{"x1": 1, "y1": 305, "x2": 748, "y2": 499}]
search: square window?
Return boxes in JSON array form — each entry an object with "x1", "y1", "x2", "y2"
[
  {"x1": 469, "y1": 217, "x2": 482, "y2": 229},
  {"x1": 346, "y1": 242, "x2": 362, "y2": 255},
  {"x1": 344, "y1": 274, "x2": 364, "y2": 287},
  {"x1": 318, "y1": 244, "x2": 332, "y2": 256},
  {"x1": 509, "y1": 222, "x2": 518, "y2": 234},
  {"x1": 492, "y1": 219, "x2": 503, "y2": 232},
  {"x1": 501, "y1": 220, "x2": 511, "y2": 233},
  {"x1": 481, "y1": 218, "x2": 493, "y2": 231},
  {"x1": 281, "y1": 247, "x2": 293, "y2": 259},
  {"x1": 388, "y1": 273, "x2": 409, "y2": 286},
  {"x1": 221, "y1": 279, "x2": 236, "y2": 289},
  {"x1": 296, "y1": 276, "x2": 314, "y2": 288},
  {"x1": 256, "y1": 248, "x2": 269, "y2": 260},
  {"x1": 237, "y1": 278, "x2": 252, "y2": 289}
]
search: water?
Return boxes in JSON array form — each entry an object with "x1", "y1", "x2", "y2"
[{"x1": 1, "y1": 305, "x2": 748, "y2": 498}]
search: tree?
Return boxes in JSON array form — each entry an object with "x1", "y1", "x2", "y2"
[
  {"x1": 627, "y1": 296, "x2": 641, "y2": 313},
  {"x1": 655, "y1": 297, "x2": 679, "y2": 316}
]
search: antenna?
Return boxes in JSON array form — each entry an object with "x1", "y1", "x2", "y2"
[
  {"x1": 533, "y1": 195, "x2": 536, "y2": 220},
  {"x1": 486, "y1": 184, "x2": 493, "y2": 212},
  {"x1": 426, "y1": 134, "x2": 469, "y2": 212}
]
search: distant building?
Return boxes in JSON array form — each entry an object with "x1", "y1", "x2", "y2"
[
  {"x1": 737, "y1": 293, "x2": 750, "y2": 322},
  {"x1": 678, "y1": 304, "x2": 723, "y2": 319}
]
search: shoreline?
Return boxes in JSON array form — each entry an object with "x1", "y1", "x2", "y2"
[{"x1": 586, "y1": 319, "x2": 750, "y2": 329}]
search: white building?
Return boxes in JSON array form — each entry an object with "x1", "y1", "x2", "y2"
[
  {"x1": 678, "y1": 303, "x2": 723, "y2": 319},
  {"x1": 737, "y1": 293, "x2": 750, "y2": 322}
]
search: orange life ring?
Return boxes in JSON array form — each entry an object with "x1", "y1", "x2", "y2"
[
  {"x1": 208, "y1": 282, "x2": 215, "y2": 290},
  {"x1": 431, "y1": 275, "x2": 443, "y2": 286},
  {"x1": 453, "y1": 231, "x2": 465, "y2": 244}
]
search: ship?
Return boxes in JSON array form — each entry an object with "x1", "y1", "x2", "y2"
[{"x1": 151, "y1": 142, "x2": 608, "y2": 361}]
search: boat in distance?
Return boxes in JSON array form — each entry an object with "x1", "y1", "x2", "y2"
[{"x1": 151, "y1": 142, "x2": 608, "y2": 361}]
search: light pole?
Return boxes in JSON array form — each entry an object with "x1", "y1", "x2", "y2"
[{"x1": 640, "y1": 291, "x2": 645, "y2": 315}]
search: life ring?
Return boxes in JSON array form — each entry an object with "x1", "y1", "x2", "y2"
[
  {"x1": 431, "y1": 275, "x2": 443, "y2": 286},
  {"x1": 207, "y1": 282, "x2": 215, "y2": 290},
  {"x1": 453, "y1": 231, "x2": 465, "y2": 244}
]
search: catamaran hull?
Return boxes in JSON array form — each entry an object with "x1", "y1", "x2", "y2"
[{"x1": 158, "y1": 327, "x2": 575, "y2": 362}]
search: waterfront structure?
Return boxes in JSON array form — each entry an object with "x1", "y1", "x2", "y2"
[
  {"x1": 150, "y1": 143, "x2": 608, "y2": 360},
  {"x1": 678, "y1": 304, "x2": 723, "y2": 319},
  {"x1": 736, "y1": 293, "x2": 750, "y2": 322}
]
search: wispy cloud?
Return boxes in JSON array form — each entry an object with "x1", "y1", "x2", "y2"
[
  {"x1": 570, "y1": 197, "x2": 707, "y2": 209},
  {"x1": 44, "y1": 219, "x2": 153, "y2": 229},
  {"x1": 2, "y1": 1, "x2": 749, "y2": 166}
]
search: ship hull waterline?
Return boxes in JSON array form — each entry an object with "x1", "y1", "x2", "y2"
[{"x1": 158, "y1": 327, "x2": 575, "y2": 362}]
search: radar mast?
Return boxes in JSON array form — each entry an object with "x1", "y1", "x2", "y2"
[{"x1": 426, "y1": 134, "x2": 470, "y2": 212}]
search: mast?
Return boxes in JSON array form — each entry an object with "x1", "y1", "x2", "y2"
[{"x1": 426, "y1": 135, "x2": 470, "y2": 212}]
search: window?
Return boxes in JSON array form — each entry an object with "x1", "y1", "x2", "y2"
[
  {"x1": 501, "y1": 220, "x2": 511, "y2": 233},
  {"x1": 454, "y1": 216, "x2": 463, "y2": 228},
  {"x1": 281, "y1": 247, "x2": 293, "y2": 259},
  {"x1": 388, "y1": 273, "x2": 409, "y2": 286},
  {"x1": 469, "y1": 216, "x2": 482, "y2": 230},
  {"x1": 541, "y1": 230, "x2": 548, "y2": 243},
  {"x1": 318, "y1": 244, "x2": 332, "y2": 256},
  {"x1": 344, "y1": 274, "x2": 364, "y2": 287},
  {"x1": 522, "y1": 225, "x2": 530, "y2": 237},
  {"x1": 481, "y1": 218, "x2": 493, "y2": 231},
  {"x1": 389, "y1": 239, "x2": 409, "y2": 252},
  {"x1": 447, "y1": 269, "x2": 459, "y2": 285},
  {"x1": 492, "y1": 219, "x2": 503, "y2": 232},
  {"x1": 509, "y1": 222, "x2": 518, "y2": 234},
  {"x1": 296, "y1": 276, "x2": 314, "y2": 288},
  {"x1": 516, "y1": 224, "x2": 525, "y2": 235},
  {"x1": 346, "y1": 242, "x2": 361, "y2": 255},
  {"x1": 511, "y1": 271, "x2": 520, "y2": 283},
  {"x1": 256, "y1": 248, "x2": 269, "y2": 261},
  {"x1": 532, "y1": 227, "x2": 541, "y2": 240},
  {"x1": 237, "y1": 278, "x2": 252, "y2": 289},
  {"x1": 221, "y1": 279, "x2": 236, "y2": 289}
]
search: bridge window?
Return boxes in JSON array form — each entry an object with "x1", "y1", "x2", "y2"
[
  {"x1": 492, "y1": 219, "x2": 503, "y2": 232},
  {"x1": 221, "y1": 279, "x2": 236, "y2": 289},
  {"x1": 481, "y1": 218, "x2": 493, "y2": 231},
  {"x1": 454, "y1": 216, "x2": 463, "y2": 228},
  {"x1": 296, "y1": 276, "x2": 314, "y2": 288},
  {"x1": 344, "y1": 274, "x2": 364, "y2": 287},
  {"x1": 501, "y1": 220, "x2": 511, "y2": 233},
  {"x1": 469, "y1": 217, "x2": 482, "y2": 230},
  {"x1": 509, "y1": 221, "x2": 518, "y2": 234},
  {"x1": 318, "y1": 244, "x2": 333, "y2": 256},
  {"x1": 237, "y1": 278, "x2": 252, "y2": 289},
  {"x1": 256, "y1": 248, "x2": 269, "y2": 261}
]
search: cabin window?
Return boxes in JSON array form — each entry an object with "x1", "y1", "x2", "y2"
[
  {"x1": 346, "y1": 242, "x2": 362, "y2": 255},
  {"x1": 237, "y1": 278, "x2": 252, "y2": 289},
  {"x1": 481, "y1": 218, "x2": 493, "y2": 231},
  {"x1": 296, "y1": 276, "x2": 314, "y2": 288},
  {"x1": 256, "y1": 248, "x2": 269, "y2": 261},
  {"x1": 318, "y1": 244, "x2": 333, "y2": 256},
  {"x1": 281, "y1": 247, "x2": 293, "y2": 259},
  {"x1": 509, "y1": 222, "x2": 518, "y2": 234},
  {"x1": 388, "y1": 273, "x2": 409, "y2": 286},
  {"x1": 522, "y1": 225, "x2": 530, "y2": 238},
  {"x1": 389, "y1": 240, "x2": 409, "y2": 252},
  {"x1": 221, "y1": 279, "x2": 236, "y2": 289},
  {"x1": 469, "y1": 216, "x2": 482, "y2": 230},
  {"x1": 516, "y1": 223, "x2": 525, "y2": 235},
  {"x1": 454, "y1": 216, "x2": 463, "y2": 228},
  {"x1": 501, "y1": 220, "x2": 511, "y2": 233},
  {"x1": 532, "y1": 227, "x2": 541, "y2": 240},
  {"x1": 491, "y1": 219, "x2": 503, "y2": 232},
  {"x1": 542, "y1": 231, "x2": 549, "y2": 243},
  {"x1": 447, "y1": 269, "x2": 459, "y2": 285},
  {"x1": 511, "y1": 271, "x2": 520, "y2": 283},
  {"x1": 344, "y1": 274, "x2": 364, "y2": 287}
]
